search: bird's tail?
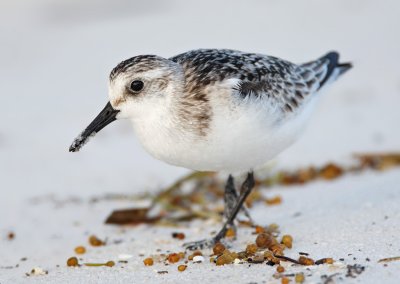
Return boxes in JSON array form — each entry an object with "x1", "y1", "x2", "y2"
[{"x1": 301, "y1": 51, "x2": 352, "y2": 90}]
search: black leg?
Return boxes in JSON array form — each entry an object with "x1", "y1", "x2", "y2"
[
  {"x1": 224, "y1": 175, "x2": 254, "y2": 226},
  {"x1": 223, "y1": 175, "x2": 237, "y2": 226},
  {"x1": 184, "y1": 172, "x2": 255, "y2": 250}
]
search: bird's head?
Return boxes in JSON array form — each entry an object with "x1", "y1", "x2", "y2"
[{"x1": 69, "y1": 55, "x2": 184, "y2": 152}]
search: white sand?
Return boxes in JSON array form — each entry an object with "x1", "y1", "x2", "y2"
[{"x1": 1, "y1": 0, "x2": 400, "y2": 283}]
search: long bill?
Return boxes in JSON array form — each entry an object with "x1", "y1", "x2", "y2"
[{"x1": 69, "y1": 102, "x2": 119, "y2": 152}]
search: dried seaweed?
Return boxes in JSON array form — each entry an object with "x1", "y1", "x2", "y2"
[
  {"x1": 104, "y1": 152, "x2": 400, "y2": 226},
  {"x1": 378, "y1": 256, "x2": 400, "y2": 263},
  {"x1": 105, "y1": 208, "x2": 160, "y2": 225}
]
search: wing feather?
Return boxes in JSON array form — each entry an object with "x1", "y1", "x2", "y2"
[{"x1": 171, "y1": 49, "x2": 347, "y2": 113}]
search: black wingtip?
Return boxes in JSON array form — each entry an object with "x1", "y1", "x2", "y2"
[
  {"x1": 318, "y1": 51, "x2": 352, "y2": 89},
  {"x1": 323, "y1": 51, "x2": 339, "y2": 63},
  {"x1": 337, "y1": 61, "x2": 353, "y2": 76}
]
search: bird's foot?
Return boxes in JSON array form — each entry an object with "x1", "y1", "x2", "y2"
[
  {"x1": 183, "y1": 229, "x2": 230, "y2": 251},
  {"x1": 183, "y1": 237, "x2": 230, "y2": 251},
  {"x1": 183, "y1": 238, "x2": 217, "y2": 251},
  {"x1": 184, "y1": 172, "x2": 255, "y2": 251}
]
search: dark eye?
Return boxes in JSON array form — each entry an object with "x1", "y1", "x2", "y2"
[{"x1": 130, "y1": 80, "x2": 144, "y2": 92}]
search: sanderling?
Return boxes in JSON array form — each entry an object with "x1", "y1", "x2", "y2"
[{"x1": 69, "y1": 49, "x2": 352, "y2": 249}]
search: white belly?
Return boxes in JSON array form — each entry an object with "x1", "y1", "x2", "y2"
[
  {"x1": 132, "y1": 95, "x2": 316, "y2": 173},
  {"x1": 180, "y1": 107, "x2": 309, "y2": 172}
]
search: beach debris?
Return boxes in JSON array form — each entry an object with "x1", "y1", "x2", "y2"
[
  {"x1": 7, "y1": 231, "x2": 15, "y2": 240},
  {"x1": 167, "y1": 253, "x2": 181, "y2": 263},
  {"x1": 188, "y1": 250, "x2": 202, "y2": 261},
  {"x1": 281, "y1": 235, "x2": 293, "y2": 249},
  {"x1": 213, "y1": 243, "x2": 226, "y2": 255},
  {"x1": 74, "y1": 246, "x2": 86, "y2": 254},
  {"x1": 265, "y1": 195, "x2": 282, "y2": 205},
  {"x1": 378, "y1": 256, "x2": 400, "y2": 263},
  {"x1": 192, "y1": 255, "x2": 205, "y2": 263},
  {"x1": 178, "y1": 264, "x2": 187, "y2": 271},
  {"x1": 89, "y1": 235, "x2": 105, "y2": 247},
  {"x1": 281, "y1": 277, "x2": 290, "y2": 284},
  {"x1": 105, "y1": 207, "x2": 160, "y2": 225},
  {"x1": 26, "y1": 267, "x2": 48, "y2": 276},
  {"x1": 143, "y1": 258, "x2": 154, "y2": 266},
  {"x1": 172, "y1": 232, "x2": 185, "y2": 240},
  {"x1": 345, "y1": 264, "x2": 365, "y2": 278},
  {"x1": 225, "y1": 228, "x2": 236, "y2": 238},
  {"x1": 67, "y1": 257, "x2": 79, "y2": 267},
  {"x1": 298, "y1": 256, "x2": 315, "y2": 266},
  {"x1": 84, "y1": 261, "x2": 115, "y2": 267},
  {"x1": 256, "y1": 233, "x2": 277, "y2": 249},
  {"x1": 315, "y1": 258, "x2": 334, "y2": 265},
  {"x1": 295, "y1": 273, "x2": 305, "y2": 283}
]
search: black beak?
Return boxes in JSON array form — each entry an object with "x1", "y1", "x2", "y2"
[{"x1": 69, "y1": 102, "x2": 119, "y2": 152}]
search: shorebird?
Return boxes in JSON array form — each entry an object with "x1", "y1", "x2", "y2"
[{"x1": 69, "y1": 49, "x2": 351, "y2": 249}]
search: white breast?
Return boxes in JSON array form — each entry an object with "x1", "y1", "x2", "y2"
[
  {"x1": 179, "y1": 92, "x2": 316, "y2": 172},
  {"x1": 131, "y1": 88, "x2": 318, "y2": 173}
]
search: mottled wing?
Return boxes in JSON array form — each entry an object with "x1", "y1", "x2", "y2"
[
  {"x1": 171, "y1": 49, "x2": 347, "y2": 113},
  {"x1": 235, "y1": 52, "x2": 344, "y2": 113},
  {"x1": 171, "y1": 49, "x2": 291, "y2": 94}
]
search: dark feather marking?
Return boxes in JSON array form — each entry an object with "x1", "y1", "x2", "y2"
[
  {"x1": 110, "y1": 55, "x2": 162, "y2": 80},
  {"x1": 170, "y1": 49, "x2": 313, "y2": 115},
  {"x1": 295, "y1": 90, "x2": 304, "y2": 99},
  {"x1": 306, "y1": 79, "x2": 316, "y2": 89},
  {"x1": 177, "y1": 92, "x2": 211, "y2": 136},
  {"x1": 285, "y1": 81, "x2": 294, "y2": 88},
  {"x1": 301, "y1": 70, "x2": 312, "y2": 80},
  {"x1": 285, "y1": 104, "x2": 293, "y2": 112},
  {"x1": 170, "y1": 49, "x2": 293, "y2": 95},
  {"x1": 290, "y1": 98, "x2": 298, "y2": 108},
  {"x1": 235, "y1": 80, "x2": 272, "y2": 98},
  {"x1": 295, "y1": 82, "x2": 306, "y2": 89}
]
